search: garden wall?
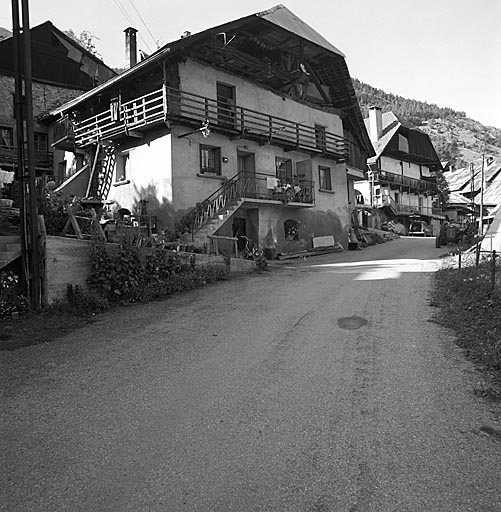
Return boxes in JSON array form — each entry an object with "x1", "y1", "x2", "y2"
[{"x1": 44, "y1": 236, "x2": 255, "y2": 304}]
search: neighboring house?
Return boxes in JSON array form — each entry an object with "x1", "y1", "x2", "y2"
[
  {"x1": 0, "y1": 21, "x2": 115, "y2": 268},
  {"x1": 356, "y1": 107, "x2": 443, "y2": 234},
  {"x1": 43, "y1": 5, "x2": 373, "y2": 255},
  {"x1": 0, "y1": 21, "x2": 116, "y2": 185},
  {"x1": 443, "y1": 156, "x2": 501, "y2": 228}
]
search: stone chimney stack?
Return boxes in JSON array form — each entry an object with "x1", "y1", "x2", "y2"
[
  {"x1": 368, "y1": 106, "x2": 383, "y2": 143},
  {"x1": 124, "y1": 27, "x2": 138, "y2": 69}
]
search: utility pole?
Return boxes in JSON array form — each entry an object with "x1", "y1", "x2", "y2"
[
  {"x1": 11, "y1": 0, "x2": 41, "y2": 310},
  {"x1": 479, "y1": 152, "x2": 485, "y2": 236}
]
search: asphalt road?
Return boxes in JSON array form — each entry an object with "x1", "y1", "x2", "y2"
[{"x1": 2, "y1": 237, "x2": 501, "y2": 511}]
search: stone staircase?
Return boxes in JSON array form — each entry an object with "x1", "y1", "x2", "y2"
[
  {"x1": 0, "y1": 236, "x2": 22, "y2": 270},
  {"x1": 192, "y1": 200, "x2": 244, "y2": 248}
]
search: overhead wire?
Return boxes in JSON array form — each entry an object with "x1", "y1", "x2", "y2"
[
  {"x1": 112, "y1": 0, "x2": 153, "y2": 53},
  {"x1": 126, "y1": 0, "x2": 159, "y2": 49}
]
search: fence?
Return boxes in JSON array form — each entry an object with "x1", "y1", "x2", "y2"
[{"x1": 456, "y1": 245, "x2": 499, "y2": 292}]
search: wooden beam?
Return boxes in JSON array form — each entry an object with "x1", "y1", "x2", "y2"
[{"x1": 303, "y1": 63, "x2": 331, "y2": 104}]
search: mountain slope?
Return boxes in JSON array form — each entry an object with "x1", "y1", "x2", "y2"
[{"x1": 352, "y1": 78, "x2": 501, "y2": 167}]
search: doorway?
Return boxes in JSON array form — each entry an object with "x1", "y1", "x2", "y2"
[
  {"x1": 232, "y1": 217, "x2": 247, "y2": 252},
  {"x1": 217, "y1": 82, "x2": 236, "y2": 129}
]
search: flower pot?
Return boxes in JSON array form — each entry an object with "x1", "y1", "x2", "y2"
[{"x1": 264, "y1": 248, "x2": 278, "y2": 260}]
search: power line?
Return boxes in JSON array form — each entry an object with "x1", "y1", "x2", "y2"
[
  {"x1": 112, "y1": 0, "x2": 153, "y2": 53},
  {"x1": 126, "y1": 0, "x2": 158, "y2": 49}
]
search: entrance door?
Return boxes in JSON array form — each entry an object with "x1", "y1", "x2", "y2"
[{"x1": 238, "y1": 151, "x2": 256, "y2": 197}]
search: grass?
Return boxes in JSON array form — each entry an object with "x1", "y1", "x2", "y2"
[
  {"x1": 0, "y1": 307, "x2": 94, "y2": 351},
  {"x1": 430, "y1": 252, "x2": 501, "y2": 401}
]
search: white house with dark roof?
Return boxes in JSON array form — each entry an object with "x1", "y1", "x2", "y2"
[
  {"x1": 356, "y1": 106, "x2": 443, "y2": 234},
  {"x1": 43, "y1": 4, "x2": 374, "y2": 255}
]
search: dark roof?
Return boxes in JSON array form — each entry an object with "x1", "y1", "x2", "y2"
[
  {"x1": 0, "y1": 21, "x2": 116, "y2": 88},
  {"x1": 256, "y1": 5, "x2": 344, "y2": 57},
  {"x1": 365, "y1": 111, "x2": 441, "y2": 168},
  {"x1": 44, "y1": 5, "x2": 373, "y2": 154}
]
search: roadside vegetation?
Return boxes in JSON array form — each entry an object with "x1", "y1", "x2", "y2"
[{"x1": 431, "y1": 251, "x2": 501, "y2": 401}]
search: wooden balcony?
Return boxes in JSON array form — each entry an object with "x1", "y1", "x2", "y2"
[
  {"x1": 374, "y1": 195, "x2": 435, "y2": 217},
  {"x1": 376, "y1": 169, "x2": 437, "y2": 193},
  {"x1": 57, "y1": 86, "x2": 361, "y2": 164},
  {"x1": 0, "y1": 145, "x2": 53, "y2": 170}
]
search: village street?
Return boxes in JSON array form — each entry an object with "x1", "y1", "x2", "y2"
[{"x1": 1, "y1": 238, "x2": 501, "y2": 511}]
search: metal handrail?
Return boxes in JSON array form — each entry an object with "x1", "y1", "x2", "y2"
[{"x1": 178, "y1": 171, "x2": 315, "y2": 234}]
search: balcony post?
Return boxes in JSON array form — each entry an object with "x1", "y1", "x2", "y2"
[{"x1": 162, "y1": 83, "x2": 168, "y2": 121}]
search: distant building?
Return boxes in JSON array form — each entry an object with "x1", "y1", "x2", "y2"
[
  {"x1": 356, "y1": 107, "x2": 443, "y2": 234},
  {"x1": 0, "y1": 21, "x2": 116, "y2": 184}
]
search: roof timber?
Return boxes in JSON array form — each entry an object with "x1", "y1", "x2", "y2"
[{"x1": 43, "y1": 4, "x2": 373, "y2": 156}]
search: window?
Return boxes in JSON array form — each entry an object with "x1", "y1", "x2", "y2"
[
  {"x1": 0, "y1": 127, "x2": 13, "y2": 148},
  {"x1": 284, "y1": 219, "x2": 299, "y2": 241},
  {"x1": 34, "y1": 132, "x2": 48, "y2": 153},
  {"x1": 315, "y1": 124, "x2": 326, "y2": 151},
  {"x1": 116, "y1": 153, "x2": 130, "y2": 181},
  {"x1": 318, "y1": 165, "x2": 332, "y2": 191},
  {"x1": 276, "y1": 157, "x2": 292, "y2": 182},
  {"x1": 200, "y1": 145, "x2": 221, "y2": 175}
]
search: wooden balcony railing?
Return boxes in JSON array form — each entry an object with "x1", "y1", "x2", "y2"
[
  {"x1": 0, "y1": 145, "x2": 53, "y2": 169},
  {"x1": 59, "y1": 86, "x2": 360, "y2": 164},
  {"x1": 376, "y1": 169, "x2": 437, "y2": 193},
  {"x1": 374, "y1": 195, "x2": 435, "y2": 217}
]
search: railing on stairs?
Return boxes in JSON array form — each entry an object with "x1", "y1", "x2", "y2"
[
  {"x1": 97, "y1": 148, "x2": 116, "y2": 200},
  {"x1": 179, "y1": 171, "x2": 248, "y2": 234},
  {"x1": 178, "y1": 171, "x2": 315, "y2": 236}
]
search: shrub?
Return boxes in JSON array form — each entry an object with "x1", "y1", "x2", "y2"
[
  {"x1": 87, "y1": 240, "x2": 229, "y2": 304},
  {"x1": 0, "y1": 271, "x2": 28, "y2": 322}
]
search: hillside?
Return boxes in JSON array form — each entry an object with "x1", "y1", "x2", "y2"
[{"x1": 352, "y1": 78, "x2": 501, "y2": 167}]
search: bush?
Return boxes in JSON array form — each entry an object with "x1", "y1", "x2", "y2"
[
  {"x1": 37, "y1": 189, "x2": 72, "y2": 235},
  {"x1": 87, "y1": 240, "x2": 229, "y2": 304},
  {"x1": 0, "y1": 271, "x2": 28, "y2": 322}
]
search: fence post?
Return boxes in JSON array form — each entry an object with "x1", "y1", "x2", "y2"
[
  {"x1": 476, "y1": 243, "x2": 480, "y2": 269},
  {"x1": 492, "y1": 250, "x2": 497, "y2": 291},
  {"x1": 458, "y1": 249, "x2": 461, "y2": 271}
]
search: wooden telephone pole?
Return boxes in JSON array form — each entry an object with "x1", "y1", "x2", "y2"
[{"x1": 11, "y1": 0, "x2": 41, "y2": 311}]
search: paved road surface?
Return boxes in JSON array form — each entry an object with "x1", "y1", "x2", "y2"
[{"x1": 2, "y1": 238, "x2": 501, "y2": 511}]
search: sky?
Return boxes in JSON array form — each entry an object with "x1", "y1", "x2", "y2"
[{"x1": 2, "y1": 0, "x2": 500, "y2": 128}]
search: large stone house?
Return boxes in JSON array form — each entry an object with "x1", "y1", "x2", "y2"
[{"x1": 44, "y1": 5, "x2": 373, "y2": 255}]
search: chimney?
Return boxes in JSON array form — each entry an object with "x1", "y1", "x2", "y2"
[
  {"x1": 124, "y1": 27, "x2": 138, "y2": 69},
  {"x1": 368, "y1": 106, "x2": 383, "y2": 143}
]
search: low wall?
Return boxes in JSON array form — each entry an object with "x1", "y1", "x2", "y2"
[{"x1": 44, "y1": 236, "x2": 256, "y2": 304}]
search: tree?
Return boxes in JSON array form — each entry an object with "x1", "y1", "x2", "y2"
[{"x1": 64, "y1": 29, "x2": 101, "y2": 58}]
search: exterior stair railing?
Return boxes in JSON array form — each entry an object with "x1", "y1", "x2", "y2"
[
  {"x1": 178, "y1": 171, "x2": 249, "y2": 234},
  {"x1": 178, "y1": 171, "x2": 315, "y2": 235}
]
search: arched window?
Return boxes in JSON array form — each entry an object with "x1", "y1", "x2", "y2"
[{"x1": 284, "y1": 219, "x2": 299, "y2": 241}]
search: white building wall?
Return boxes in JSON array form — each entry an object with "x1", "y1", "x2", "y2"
[
  {"x1": 178, "y1": 59, "x2": 344, "y2": 137},
  {"x1": 108, "y1": 134, "x2": 173, "y2": 227}
]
